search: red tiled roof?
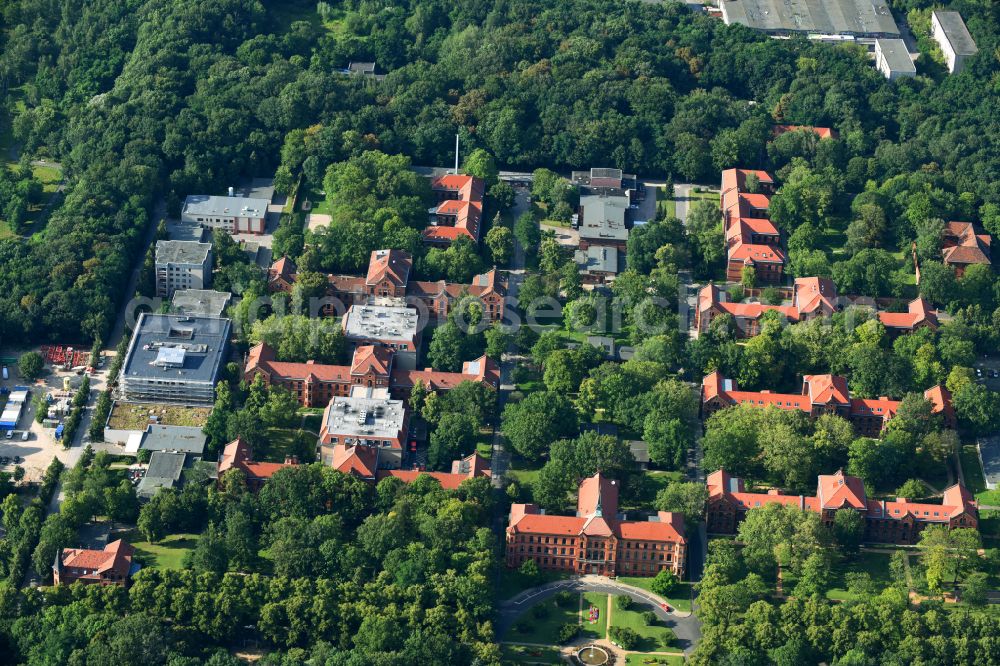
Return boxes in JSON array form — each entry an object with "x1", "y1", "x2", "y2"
[
  {"x1": 728, "y1": 243, "x2": 786, "y2": 264},
  {"x1": 773, "y1": 124, "x2": 837, "y2": 140},
  {"x1": 793, "y1": 277, "x2": 838, "y2": 315},
  {"x1": 942, "y1": 221, "x2": 991, "y2": 267},
  {"x1": 333, "y1": 444, "x2": 378, "y2": 479},
  {"x1": 422, "y1": 225, "x2": 477, "y2": 243},
  {"x1": 804, "y1": 374, "x2": 850, "y2": 405},
  {"x1": 219, "y1": 437, "x2": 296, "y2": 482},
  {"x1": 427, "y1": 174, "x2": 484, "y2": 243},
  {"x1": 366, "y1": 249, "x2": 412, "y2": 287},
  {"x1": 61, "y1": 539, "x2": 134, "y2": 577},
  {"x1": 817, "y1": 470, "x2": 867, "y2": 509},
  {"x1": 716, "y1": 301, "x2": 799, "y2": 322},
  {"x1": 924, "y1": 385, "x2": 956, "y2": 423},
  {"x1": 577, "y1": 473, "x2": 619, "y2": 517},
  {"x1": 849, "y1": 397, "x2": 899, "y2": 420},
  {"x1": 351, "y1": 345, "x2": 393, "y2": 376},
  {"x1": 510, "y1": 513, "x2": 588, "y2": 535}
]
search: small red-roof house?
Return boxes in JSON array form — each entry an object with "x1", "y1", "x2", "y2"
[
  {"x1": 505, "y1": 473, "x2": 686, "y2": 578},
  {"x1": 792, "y1": 277, "x2": 839, "y2": 319},
  {"x1": 365, "y1": 249, "x2": 412, "y2": 297},
  {"x1": 773, "y1": 124, "x2": 838, "y2": 140},
  {"x1": 941, "y1": 221, "x2": 991, "y2": 277},
  {"x1": 877, "y1": 298, "x2": 939, "y2": 335},
  {"x1": 217, "y1": 437, "x2": 298, "y2": 492},
  {"x1": 53, "y1": 539, "x2": 136, "y2": 587}
]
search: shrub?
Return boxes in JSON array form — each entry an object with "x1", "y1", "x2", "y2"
[
  {"x1": 557, "y1": 622, "x2": 579, "y2": 643},
  {"x1": 608, "y1": 625, "x2": 639, "y2": 650},
  {"x1": 555, "y1": 590, "x2": 575, "y2": 607},
  {"x1": 761, "y1": 286, "x2": 782, "y2": 305},
  {"x1": 531, "y1": 603, "x2": 549, "y2": 619},
  {"x1": 615, "y1": 594, "x2": 632, "y2": 611},
  {"x1": 519, "y1": 558, "x2": 540, "y2": 580},
  {"x1": 641, "y1": 610, "x2": 658, "y2": 625},
  {"x1": 651, "y1": 568, "x2": 678, "y2": 596}
]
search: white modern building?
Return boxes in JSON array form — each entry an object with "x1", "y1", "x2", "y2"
[
  {"x1": 181, "y1": 194, "x2": 269, "y2": 235},
  {"x1": 931, "y1": 11, "x2": 978, "y2": 74},
  {"x1": 874, "y1": 38, "x2": 916, "y2": 80},
  {"x1": 155, "y1": 241, "x2": 212, "y2": 298}
]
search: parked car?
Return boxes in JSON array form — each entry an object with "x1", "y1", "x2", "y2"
[
  {"x1": 5, "y1": 430, "x2": 12, "y2": 440},
  {"x1": 21, "y1": 431, "x2": 29, "y2": 441}
]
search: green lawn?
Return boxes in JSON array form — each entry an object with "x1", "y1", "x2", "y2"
[
  {"x1": 958, "y1": 445, "x2": 1000, "y2": 505},
  {"x1": 979, "y1": 510, "x2": 999, "y2": 543},
  {"x1": 621, "y1": 471, "x2": 686, "y2": 512},
  {"x1": 500, "y1": 643, "x2": 563, "y2": 665},
  {"x1": 128, "y1": 532, "x2": 198, "y2": 570},
  {"x1": 263, "y1": 426, "x2": 315, "y2": 464},
  {"x1": 611, "y1": 601, "x2": 676, "y2": 652},
  {"x1": 580, "y1": 592, "x2": 609, "y2": 639},
  {"x1": 506, "y1": 596, "x2": 578, "y2": 644},
  {"x1": 300, "y1": 185, "x2": 332, "y2": 216},
  {"x1": 506, "y1": 457, "x2": 543, "y2": 492},
  {"x1": 31, "y1": 164, "x2": 62, "y2": 192},
  {"x1": 825, "y1": 551, "x2": 894, "y2": 601},
  {"x1": 624, "y1": 654, "x2": 685, "y2": 666},
  {"x1": 617, "y1": 578, "x2": 693, "y2": 613}
]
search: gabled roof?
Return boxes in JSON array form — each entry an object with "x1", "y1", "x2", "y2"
[
  {"x1": 877, "y1": 297, "x2": 938, "y2": 330},
  {"x1": 942, "y1": 221, "x2": 991, "y2": 266},
  {"x1": 366, "y1": 249, "x2": 412, "y2": 287},
  {"x1": 60, "y1": 539, "x2": 135, "y2": 577},
  {"x1": 804, "y1": 374, "x2": 850, "y2": 405},
  {"x1": 577, "y1": 473, "x2": 619, "y2": 518},
  {"x1": 793, "y1": 277, "x2": 838, "y2": 315},
  {"x1": 218, "y1": 437, "x2": 296, "y2": 482},
  {"x1": 728, "y1": 243, "x2": 786, "y2": 264},
  {"x1": 817, "y1": 470, "x2": 867, "y2": 509},
  {"x1": 333, "y1": 444, "x2": 378, "y2": 479},
  {"x1": 351, "y1": 345, "x2": 393, "y2": 377},
  {"x1": 924, "y1": 384, "x2": 956, "y2": 424},
  {"x1": 270, "y1": 256, "x2": 297, "y2": 278}
]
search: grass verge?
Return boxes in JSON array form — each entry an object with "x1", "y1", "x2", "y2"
[
  {"x1": 127, "y1": 531, "x2": 197, "y2": 570},
  {"x1": 616, "y1": 578, "x2": 693, "y2": 613}
]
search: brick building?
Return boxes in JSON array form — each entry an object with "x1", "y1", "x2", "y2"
[
  {"x1": 701, "y1": 372, "x2": 955, "y2": 437},
  {"x1": 53, "y1": 539, "x2": 136, "y2": 586},
  {"x1": 244, "y1": 342, "x2": 499, "y2": 407},
  {"x1": 721, "y1": 169, "x2": 785, "y2": 283},
  {"x1": 941, "y1": 221, "x2": 991, "y2": 277},
  {"x1": 267, "y1": 250, "x2": 507, "y2": 323},
  {"x1": 423, "y1": 175, "x2": 484, "y2": 245},
  {"x1": 217, "y1": 437, "x2": 297, "y2": 492},
  {"x1": 505, "y1": 474, "x2": 686, "y2": 578},
  {"x1": 706, "y1": 469, "x2": 978, "y2": 545}
]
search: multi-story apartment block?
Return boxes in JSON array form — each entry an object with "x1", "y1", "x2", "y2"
[{"x1": 154, "y1": 240, "x2": 212, "y2": 298}]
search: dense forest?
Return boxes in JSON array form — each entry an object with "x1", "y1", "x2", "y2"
[{"x1": 0, "y1": 0, "x2": 996, "y2": 344}]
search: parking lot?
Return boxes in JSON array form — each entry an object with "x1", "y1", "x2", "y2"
[
  {"x1": 973, "y1": 356, "x2": 1000, "y2": 391},
  {"x1": 0, "y1": 353, "x2": 108, "y2": 482}
]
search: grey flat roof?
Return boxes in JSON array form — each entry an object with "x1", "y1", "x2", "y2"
[
  {"x1": 979, "y1": 437, "x2": 1000, "y2": 490},
  {"x1": 122, "y1": 313, "x2": 231, "y2": 384},
  {"x1": 575, "y1": 246, "x2": 619, "y2": 274},
  {"x1": 171, "y1": 290, "x2": 232, "y2": 318},
  {"x1": 141, "y1": 424, "x2": 207, "y2": 454},
  {"x1": 876, "y1": 38, "x2": 915, "y2": 73},
  {"x1": 720, "y1": 0, "x2": 899, "y2": 36},
  {"x1": 325, "y1": 387, "x2": 407, "y2": 442},
  {"x1": 343, "y1": 304, "x2": 419, "y2": 342},
  {"x1": 156, "y1": 240, "x2": 211, "y2": 265},
  {"x1": 166, "y1": 220, "x2": 207, "y2": 242},
  {"x1": 137, "y1": 451, "x2": 186, "y2": 498},
  {"x1": 933, "y1": 11, "x2": 978, "y2": 56},
  {"x1": 183, "y1": 195, "x2": 269, "y2": 219},
  {"x1": 579, "y1": 195, "x2": 629, "y2": 241}
]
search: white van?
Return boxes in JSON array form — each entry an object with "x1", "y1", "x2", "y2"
[
  {"x1": 21, "y1": 431, "x2": 29, "y2": 441},
  {"x1": 1, "y1": 366, "x2": 7, "y2": 380}
]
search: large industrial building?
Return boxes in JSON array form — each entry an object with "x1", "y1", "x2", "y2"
[
  {"x1": 719, "y1": 0, "x2": 899, "y2": 38},
  {"x1": 931, "y1": 10, "x2": 978, "y2": 74},
  {"x1": 119, "y1": 313, "x2": 231, "y2": 404}
]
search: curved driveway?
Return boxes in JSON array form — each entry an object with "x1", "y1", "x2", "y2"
[{"x1": 498, "y1": 576, "x2": 701, "y2": 654}]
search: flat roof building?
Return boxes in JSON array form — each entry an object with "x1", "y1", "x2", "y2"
[
  {"x1": 575, "y1": 245, "x2": 619, "y2": 283},
  {"x1": 120, "y1": 313, "x2": 231, "y2": 405},
  {"x1": 578, "y1": 194, "x2": 629, "y2": 250},
  {"x1": 931, "y1": 11, "x2": 978, "y2": 74},
  {"x1": 139, "y1": 424, "x2": 207, "y2": 455},
  {"x1": 319, "y1": 387, "x2": 409, "y2": 469},
  {"x1": 342, "y1": 303, "x2": 420, "y2": 356},
  {"x1": 875, "y1": 38, "x2": 916, "y2": 80},
  {"x1": 155, "y1": 241, "x2": 212, "y2": 299},
  {"x1": 171, "y1": 289, "x2": 232, "y2": 318},
  {"x1": 719, "y1": 0, "x2": 899, "y2": 38},
  {"x1": 182, "y1": 194, "x2": 269, "y2": 235}
]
